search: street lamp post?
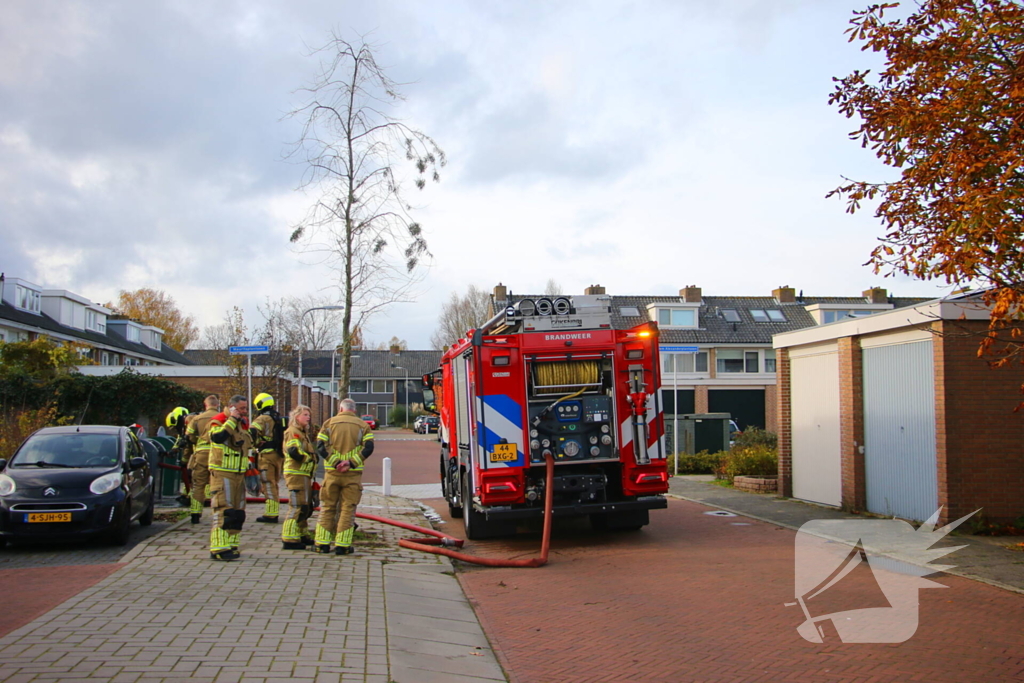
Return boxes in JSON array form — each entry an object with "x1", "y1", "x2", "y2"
[
  {"x1": 392, "y1": 363, "x2": 409, "y2": 429},
  {"x1": 297, "y1": 305, "x2": 345, "y2": 406}
]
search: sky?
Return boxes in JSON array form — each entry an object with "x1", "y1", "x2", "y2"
[{"x1": 0, "y1": 0, "x2": 952, "y2": 350}]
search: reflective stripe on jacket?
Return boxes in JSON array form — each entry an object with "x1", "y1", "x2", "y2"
[
  {"x1": 283, "y1": 425, "x2": 317, "y2": 477},
  {"x1": 317, "y1": 414, "x2": 374, "y2": 472},
  {"x1": 209, "y1": 416, "x2": 253, "y2": 474}
]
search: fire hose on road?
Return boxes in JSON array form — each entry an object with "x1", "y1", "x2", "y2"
[{"x1": 160, "y1": 454, "x2": 556, "y2": 568}]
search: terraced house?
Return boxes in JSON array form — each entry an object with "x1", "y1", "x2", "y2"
[{"x1": 0, "y1": 274, "x2": 189, "y2": 366}]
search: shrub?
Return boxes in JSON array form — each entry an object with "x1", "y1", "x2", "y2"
[
  {"x1": 389, "y1": 404, "x2": 409, "y2": 427},
  {"x1": 0, "y1": 404, "x2": 72, "y2": 458},
  {"x1": 717, "y1": 444, "x2": 778, "y2": 483},
  {"x1": 668, "y1": 449, "x2": 729, "y2": 475},
  {"x1": 732, "y1": 426, "x2": 777, "y2": 450}
]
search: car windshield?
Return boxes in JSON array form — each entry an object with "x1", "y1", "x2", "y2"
[{"x1": 12, "y1": 433, "x2": 120, "y2": 469}]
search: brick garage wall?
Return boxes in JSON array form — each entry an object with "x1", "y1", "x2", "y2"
[
  {"x1": 776, "y1": 348, "x2": 792, "y2": 497},
  {"x1": 838, "y1": 337, "x2": 865, "y2": 512},
  {"x1": 936, "y1": 320, "x2": 1024, "y2": 524},
  {"x1": 764, "y1": 383, "x2": 778, "y2": 434},
  {"x1": 694, "y1": 386, "x2": 709, "y2": 414}
]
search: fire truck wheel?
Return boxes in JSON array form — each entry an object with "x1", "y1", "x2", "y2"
[{"x1": 441, "y1": 451, "x2": 462, "y2": 518}]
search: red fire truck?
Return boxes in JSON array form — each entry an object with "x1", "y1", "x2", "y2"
[{"x1": 423, "y1": 294, "x2": 669, "y2": 539}]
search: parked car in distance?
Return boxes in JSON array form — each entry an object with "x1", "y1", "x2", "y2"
[
  {"x1": 418, "y1": 416, "x2": 440, "y2": 434},
  {"x1": 0, "y1": 425, "x2": 155, "y2": 547},
  {"x1": 361, "y1": 415, "x2": 378, "y2": 430}
]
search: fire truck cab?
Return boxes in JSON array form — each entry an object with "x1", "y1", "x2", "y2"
[{"x1": 425, "y1": 294, "x2": 669, "y2": 539}]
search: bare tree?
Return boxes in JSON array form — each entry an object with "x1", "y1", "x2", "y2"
[
  {"x1": 287, "y1": 34, "x2": 445, "y2": 399},
  {"x1": 543, "y1": 279, "x2": 564, "y2": 296},
  {"x1": 258, "y1": 294, "x2": 345, "y2": 351},
  {"x1": 430, "y1": 285, "x2": 492, "y2": 350}
]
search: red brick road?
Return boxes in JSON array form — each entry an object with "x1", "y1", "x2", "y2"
[
  {"x1": 0, "y1": 564, "x2": 123, "y2": 637},
  {"x1": 363, "y1": 431, "x2": 441, "y2": 485},
  {"x1": 425, "y1": 495, "x2": 1024, "y2": 682}
]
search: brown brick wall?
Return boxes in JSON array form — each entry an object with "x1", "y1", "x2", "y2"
[
  {"x1": 838, "y1": 337, "x2": 865, "y2": 513},
  {"x1": 776, "y1": 348, "x2": 792, "y2": 497},
  {"x1": 695, "y1": 386, "x2": 709, "y2": 414},
  {"x1": 764, "y1": 384, "x2": 778, "y2": 434},
  {"x1": 935, "y1": 320, "x2": 1024, "y2": 524}
]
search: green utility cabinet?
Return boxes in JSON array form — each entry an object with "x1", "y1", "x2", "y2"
[{"x1": 678, "y1": 413, "x2": 731, "y2": 455}]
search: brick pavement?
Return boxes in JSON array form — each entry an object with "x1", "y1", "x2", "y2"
[
  {"x1": 0, "y1": 492, "x2": 505, "y2": 683},
  {"x1": 424, "y1": 496, "x2": 1024, "y2": 683}
]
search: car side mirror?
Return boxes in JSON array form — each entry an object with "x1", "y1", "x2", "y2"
[
  {"x1": 129, "y1": 457, "x2": 148, "y2": 470},
  {"x1": 0, "y1": 458, "x2": 6, "y2": 471}
]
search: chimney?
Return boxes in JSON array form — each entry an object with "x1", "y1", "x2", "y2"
[
  {"x1": 584, "y1": 284, "x2": 606, "y2": 295},
  {"x1": 493, "y1": 283, "x2": 507, "y2": 303},
  {"x1": 863, "y1": 287, "x2": 888, "y2": 304},
  {"x1": 773, "y1": 285, "x2": 796, "y2": 303},
  {"x1": 680, "y1": 285, "x2": 702, "y2": 303}
]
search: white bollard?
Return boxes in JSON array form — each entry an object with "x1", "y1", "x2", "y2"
[{"x1": 383, "y1": 456, "x2": 392, "y2": 497}]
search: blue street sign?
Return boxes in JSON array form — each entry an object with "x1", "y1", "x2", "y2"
[
  {"x1": 661, "y1": 345, "x2": 699, "y2": 353},
  {"x1": 228, "y1": 345, "x2": 270, "y2": 355}
]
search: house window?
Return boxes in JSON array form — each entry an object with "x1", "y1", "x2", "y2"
[
  {"x1": 766, "y1": 309, "x2": 786, "y2": 322},
  {"x1": 101, "y1": 352, "x2": 110, "y2": 365},
  {"x1": 127, "y1": 326, "x2": 140, "y2": 343},
  {"x1": 619, "y1": 306, "x2": 641, "y2": 317},
  {"x1": 371, "y1": 379, "x2": 393, "y2": 394},
  {"x1": 349, "y1": 379, "x2": 368, "y2": 393},
  {"x1": 716, "y1": 349, "x2": 762, "y2": 374},
  {"x1": 657, "y1": 308, "x2": 696, "y2": 327},
  {"x1": 85, "y1": 309, "x2": 97, "y2": 331},
  {"x1": 721, "y1": 309, "x2": 741, "y2": 323},
  {"x1": 662, "y1": 352, "x2": 708, "y2": 374},
  {"x1": 15, "y1": 286, "x2": 41, "y2": 313},
  {"x1": 765, "y1": 350, "x2": 776, "y2": 373}
]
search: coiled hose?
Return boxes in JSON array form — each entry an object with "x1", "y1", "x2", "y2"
[{"x1": 533, "y1": 360, "x2": 598, "y2": 394}]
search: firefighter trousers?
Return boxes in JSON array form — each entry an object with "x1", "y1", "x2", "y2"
[
  {"x1": 314, "y1": 471, "x2": 362, "y2": 548},
  {"x1": 209, "y1": 470, "x2": 246, "y2": 553},
  {"x1": 282, "y1": 474, "x2": 314, "y2": 543},
  {"x1": 189, "y1": 450, "x2": 211, "y2": 515},
  {"x1": 258, "y1": 452, "x2": 283, "y2": 518}
]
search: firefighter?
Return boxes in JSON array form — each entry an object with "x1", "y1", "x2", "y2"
[
  {"x1": 208, "y1": 395, "x2": 252, "y2": 561},
  {"x1": 185, "y1": 394, "x2": 220, "y2": 524},
  {"x1": 313, "y1": 398, "x2": 374, "y2": 555},
  {"x1": 281, "y1": 404, "x2": 317, "y2": 550},
  {"x1": 164, "y1": 406, "x2": 193, "y2": 506},
  {"x1": 249, "y1": 392, "x2": 286, "y2": 523}
]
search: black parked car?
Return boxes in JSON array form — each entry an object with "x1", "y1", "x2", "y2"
[{"x1": 0, "y1": 425, "x2": 155, "y2": 546}]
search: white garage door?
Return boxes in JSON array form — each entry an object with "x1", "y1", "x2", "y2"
[
  {"x1": 863, "y1": 337, "x2": 937, "y2": 521},
  {"x1": 790, "y1": 345, "x2": 842, "y2": 507}
]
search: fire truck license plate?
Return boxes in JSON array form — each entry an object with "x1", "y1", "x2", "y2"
[
  {"x1": 27, "y1": 512, "x2": 71, "y2": 523},
  {"x1": 490, "y1": 444, "x2": 518, "y2": 462}
]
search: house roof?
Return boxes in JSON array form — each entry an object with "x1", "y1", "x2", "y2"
[
  {"x1": 492, "y1": 291, "x2": 933, "y2": 345},
  {"x1": 0, "y1": 300, "x2": 191, "y2": 364},
  {"x1": 183, "y1": 348, "x2": 444, "y2": 379}
]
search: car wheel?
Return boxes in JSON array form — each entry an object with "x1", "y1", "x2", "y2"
[
  {"x1": 139, "y1": 491, "x2": 155, "y2": 527},
  {"x1": 108, "y1": 504, "x2": 131, "y2": 546}
]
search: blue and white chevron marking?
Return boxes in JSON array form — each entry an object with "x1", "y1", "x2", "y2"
[{"x1": 476, "y1": 394, "x2": 525, "y2": 468}]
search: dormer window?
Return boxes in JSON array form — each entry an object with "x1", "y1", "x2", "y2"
[
  {"x1": 15, "y1": 285, "x2": 41, "y2": 313},
  {"x1": 127, "y1": 325, "x2": 140, "y2": 343}
]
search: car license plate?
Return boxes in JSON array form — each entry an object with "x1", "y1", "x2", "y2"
[
  {"x1": 26, "y1": 512, "x2": 72, "y2": 523},
  {"x1": 489, "y1": 443, "x2": 518, "y2": 462}
]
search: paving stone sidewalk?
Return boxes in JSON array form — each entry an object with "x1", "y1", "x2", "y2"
[
  {"x1": 669, "y1": 475, "x2": 1024, "y2": 594},
  {"x1": 0, "y1": 491, "x2": 506, "y2": 683}
]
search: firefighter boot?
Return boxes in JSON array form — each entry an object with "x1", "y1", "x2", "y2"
[
  {"x1": 282, "y1": 541, "x2": 305, "y2": 550},
  {"x1": 191, "y1": 513, "x2": 201, "y2": 524},
  {"x1": 334, "y1": 545, "x2": 354, "y2": 556},
  {"x1": 312, "y1": 544, "x2": 332, "y2": 554}
]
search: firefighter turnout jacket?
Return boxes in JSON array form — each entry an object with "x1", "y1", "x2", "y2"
[
  {"x1": 317, "y1": 413, "x2": 374, "y2": 472},
  {"x1": 284, "y1": 423, "x2": 317, "y2": 478},
  {"x1": 250, "y1": 411, "x2": 286, "y2": 456},
  {"x1": 187, "y1": 409, "x2": 219, "y2": 456},
  {"x1": 209, "y1": 413, "x2": 254, "y2": 473}
]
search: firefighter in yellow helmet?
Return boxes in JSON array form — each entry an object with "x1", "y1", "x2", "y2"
[
  {"x1": 185, "y1": 395, "x2": 220, "y2": 524},
  {"x1": 249, "y1": 392, "x2": 286, "y2": 523},
  {"x1": 313, "y1": 397, "x2": 374, "y2": 555},
  {"x1": 208, "y1": 395, "x2": 252, "y2": 561},
  {"x1": 165, "y1": 406, "x2": 193, "y2": 506},
  {"x1": 281, "y1": 404, "x2": 317, "y2": 549}
]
